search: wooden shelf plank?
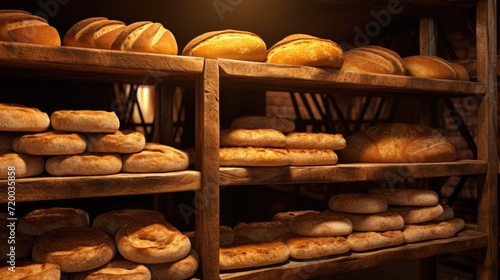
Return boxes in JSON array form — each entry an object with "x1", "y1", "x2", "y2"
[
  {"x1": 219, "y1": 229, "x2": 487, "y2": 280},
  {"x1": 220, "y1": 160, "x2": 487, "y2": 186},
  {"x1": 0, "y1": 171, "x2": 201, "y2": 203},
  {"x1": 217, "y1": 59, "x2": 486, "y2": 97}
]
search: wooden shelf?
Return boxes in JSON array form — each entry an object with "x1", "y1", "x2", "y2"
[
  {"x1": 218, "y1": 229, "x2": 487, "y2": 280},
  {"x1": 0, "y1": 170, "x2": 201, "y2": 203},
  {"x1": 220, "y1": 160, "x2": 487, "y2": 186}
]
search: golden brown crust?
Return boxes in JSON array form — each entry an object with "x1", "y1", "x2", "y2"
[
  {"x1": 86, "y1": 130, "x2": 146, "y2": 153},
  {"x1": 272, "y1": 210, "x2": 320, "y2": 223},
  {"x1": 289, "y1": 211, "x2": 352, "y2": 237},
  {"x1": 403, "y1": 55, "x2": 457, "y2": 79},
  {"x1": 220, "y1": 128, "x2": 287, "y2": 148},
  {"x1": 288, "y1": 149, "x2": 338, "y2": 166},
  {"x1": 449, "y1": 62, "x2": 470, "y2": 81},
  {"x1": 230, "y1": 115, "x2": 295, "y2": 133},
  {"x1": 13, "y1": 131, "x2": 87, "y2": 156},
  {"x1": 283, "y1": 235, "x2": 350, "y2": 259},
  {"x1": 70, "y1": 259, "x2": 151, "y2": 280},
  {"x1": 32, "y1": 227, "x2": 116, "y2": 273},
  {"x1": 0, "y1": 103, "x2": 50, "y2": 132},
  {"x1": 146, "y1": 249, "x2": 199, "y2": 280},
  {"x1": 0, "y1": 151, "x2": 45, "y2": 179},
  {"x1": 334, "y1": 210, "x2": 405, "y2": 232},
  {"x1": 266, "y1": 34, "x2": 344, "y2": 68},
  {"x1": 0, "y1": 261, "x2": 61, "y2": 280},
  {"x1": 389, "y1": 204, "x2": 444, "y2": 224},
  {"x1": 434, "y1": 204, "x2": 454, "y2": 221},
  {"x1": 17, "y1": 207, "x2": 89, "y2": 237},
  {"x1": 403, "y1": 218, "x2": 465, "y2": 243},
  {"x1": 338, "y1": 123, "x2": 457, "y2": 163},
  {"x1": 63, "y1": 17, "x2": 126, "y2": 49},
  {"x1": 219, "y1": 147, "x2": 290, "y2": 167},
  {"x1": 328, "y1": 193, "x2": 388, "y2": 214},
  {"x1": 0, "y1": 11, "x2": 60, "y2": 46},
  {"x1": 368, "y1": 188, "x2": 440, "y2": 206},
  {"x1": 116, "y1": 216, "x2": 191, "y2": 264},
  {"x1": 45, "y1": 153, "x2": 122, "y2": 176},
  {"x1": 92, "y1": 208, "x2": 165, "y2": 236},
  {"x1": 219, "y1": 241, "x2": 290, "y2": 270},
  {"x1": 342, "y1": 45, "x2": 405, "y2": 75},
  {"x1": 121, "y1": 143, "x2": 189, "y2": 173},
  {"x1": 285, "y1": 132, "x2": 346, "y2": 150},
  {"x1": 182, "y1": 29, "x2": 266, "y2": 61},
  {"x1": 111, "y1": 21, "x2": 178, "y2": 55},
  {"x1": 50, "y1": 110, "x2": 120, "y2": 133},
  {"x1": 347, "y1": 230, "x2": 405, "y2": 251},
  {"x1": 233, "y1": 221, "x2": 290, "y2": 243}
]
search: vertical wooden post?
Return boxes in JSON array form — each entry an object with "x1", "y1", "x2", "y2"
[
  {"x1": 419, "y1": 16, "x2": 437, "y2": 56},
  {"x1": 194, "y1": 59, "x2": 220, "y2": 279}
]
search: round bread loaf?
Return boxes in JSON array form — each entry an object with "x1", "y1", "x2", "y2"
[
  {"x1": 403, "y1": 55, "x2": 457, "y2": 80},
  {"x1": 70, "y1": 259, "x2": 151, "y2": 280},
  {"x1": 233, "y1": 221, "x2": 290, "y2": 243},
  {"x1": 230, "y1": 115, "x2": 295, "y2": 133},
  {"x1": 272, "y1": 210, "x2": 320, "y2": 223},
  {"x1": 0, "y1": 260, "x2": 60, "y2": 280},
  {"x1": 289, "y1": 211, "x2": 352, "y2": 237},
  {"x1": 32, "y1": 227, "x2": 116, "y2": 273},
  {"x1": 13, "y1": 131, "x2": 87, "y2": 156},
  {"x1": 50, "y1": 110, "x2": 120, "y2": 133},
  {"x1": 266, "y1": 34, "x2": 344, "y2": 68},
  {"x1": 285, "y1": 132, "x2": 346, "y2": 150},
  {"x1": 116, "y1": 216, "x2": 191, "y2": 264},
  {"x1": 111, "y1": 21, "x2": 178, "y2": 55},
  {"x1": 0, "y1": 103, "x2": 50, "y2": 132},
  {"x1": 219, "y1": 241, "x2": 290, "y2": 270},
  {"x1": 93, "y1": 208, "x2": 165, "y2": 236},
  {"x1": 86, "y1": 130, "x2": 146, "y2": 153},
  {"x1": 337, "y1": 123, "x2": 457, "y2": 163},
  {"x1": 342, "y1": 45, "x2": 406, "y2": 75},
  {"x1": 389, "y1": 204, "x2": 444, "y2": 224},
  {"x1": 220, "y1": 128, "x2": 287, "y2": 148},
  {"x1": 347, "y1": 230, "x2": 405, "y2": 252},
  {"x1": 0, "y1": 151, "x2": 44, "y2": 179},
  {"x1": 0, "y1": 10, "x2": 60, "y2": 46},
  {"x1": 63, "y1": 17, "x2": 126, "y2": 49},
  {"x1": 403, "y1": 218, "x2": 465, "y2": 243},
  {"x1": 146, "y1": 249, "x2": 199, "y2": 280},
  {"x1": 328, "y1": 193, "x2": 388, "y2": 214},
  {"x1": 368, "y1": 188, "x2": 440, "y2": 206},
  {"x1": 283, "y1": 235, "x2": 350, "y2": 260},
  {"x1": 45, "y1": 153, "x2": 122, "y2": 176},
  {"x1": 0, "y1": 230, "x2": 34, "y2": 261},
  {"x1": 17, "y1": 207, "x2": 89, "y2": 236},
  {"x1": 337, "y1": 210, "x2": 405, "y2": 232},
  {"x1": 219, "y1": 147, "x2": 290, "y2": 167},
  {"x1": 121, "y1": 143, "x2": 189, "y2": 173},
  {"x1": 182, "y1": 29, "x2": 267, "y2": 61},
  {"x1": 288, "y1": 149, "x2": 338, "y2": 166}
]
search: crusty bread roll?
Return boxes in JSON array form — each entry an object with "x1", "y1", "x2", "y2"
[
  {"x1": 220, "y1": 128, "x2": 287, "y2": 148},
  {"x1": 0, "y1": 260, "x2": 61, "y2": 280},
  {"x1": 368, "y1": 188, "x2": 440, "y2": 206},
  {"x1": 146, "y1": 249, "x2": 199, "y2": 280},
  {"x1": 230, "y1": 115, "x2": 295, "y2": 133},
  {"x1": 86, "y1": 130, "x2": 146, "y2": 154},
  {"x1": 342, "y1": 45, "x2": 405, "y2": 75},
  {"x1": 403, "y1": 55, "x2": 458, "y2": 80},
  {"x1": 17, "y1": 207, "x2": 89, "y2": 236},
  {"x1": 233, "y1": 221, "x2": 290, "y2": 243},
  {"x1": 328, "y1": 193, "x2": 388, "y2": 214},
  {"x1": 219, "y1": 147, "x2": 290, "y2": 167},
  {"x1": 121, "y1": 143, "x2": 189, "y2": 173},
  {"x1": 116, "y1": 216, "x2": 191, "y2": 264},
  {"x1": 0, "y1": 230, "x2": 34, "y2": 260},
  {"x1": 288, "y1": 211, "x2": 352, "y2": 237},
  {"x1": 45, "y1": 153, "x2": 122, "y2": 176},
  {"x1": 70, "y1": 259, "x2": 151, "y2": 280},
  {"x1": 219, "y1": 240, "x2": 289, "y2": 270},
  {"x1": 449, "y1": 62, "x2": 470, "y2": 81},
  {"x1": 51, "y1": 110, "x2": 120, "y2": 133},
  {"x1": 0, "y1": 10, "x2": 60, "y2": 46},
  {"x1": 32, "y1": 227, "x2": 116, "y2": 273},
  {"x1": 0, "y1": 151, "x2": 44, "y2": 179},
  {"x1": 13, "y1": 131, "x2": 87, "y2": 156},
  {"x1": 283, "y1": 235, "x2": 350, "y2": 260},
  {"x1": 347, "y1": 230, "x2": 405, "y2": 252},
  {"x1": 285, "y1": 132, "x2": 346, "y2": 150},
  {"x1": 389, "y1": 204, "x2": 444, "y2": 224},
  {"x1": 333, "y1": 210, "x2": 405, "y2": 232},
  {"x1": 182, "y1": 29, "x2": 266, "y2": 61},
  {"x1": 403, "y1": 218, "x2": 465, "y2": 243},
  {"x1": 63, "y1": 17, "x2": 126, "y2": 49},
  {"x1": 0, "y1": 103, "x2": 50, "y2": 132},
  {"x1": 272, "y1": 210, "x2": 320, "y2": 223},
  {"x1": 338, "y1": 123, "x2": 457, "y2": 163},
  {"x1": 111, "y1": 21, "x2": 178, "y2": 55},
  {"x1": 92, "y1": 208, "x2": 165, "y2": 236},
  {"x1": 266, "y1": 34, "x2": 344, "y2": 69},
  {"x1": 288, "y1": 149, "x2": 338, "y2": 166}
]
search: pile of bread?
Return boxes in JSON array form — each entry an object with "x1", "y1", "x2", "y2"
[
  {"x1": 214, "y1": 188, "x2": 464, "y2": 271},
  {"x1": 0, "y1": 207, "x2": 197, "y2": 279},
  {"x1": 0, "y1": 103, "x2": 189, "y2": 178},
  {"x1": 0, "y1": 10, "x2": 469, "y2": 81}
]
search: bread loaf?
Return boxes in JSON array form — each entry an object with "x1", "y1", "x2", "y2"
[
  {"x1": 86, "y1": 130, "x2": 146, "y2": 153},
  {"x1": 338, "y1": 210, "x2": 405, "y2": 232},
  {"x1": 45, "y1": 153, "x2": 122, "y2": 176},
  {"x1": 288, "y1": 149, "x2": 338, "y2": 166},
  {"x1": 284, "y1": 235, "x2": 350, "y2": 260},
  {"x1": 219, "y1": 241, "x2": 289, "y2": 270},
  {"x1": 266, "y1": 34, "x2": 344, "y2": 68},
  {"x1": 449, "y1": 62, "x2": 470, "y2": 81},
  {"x1": 0, "y1": 103, "x2": 50, "y2": 132},
  {"x1": 233, "y1": 221, "x2": 290, "y2": 243},
  {"x1": 285, "y1": 132, "x2": 346, "y2": 150},
  {"x1": 92, "y1": 208, "x2": 165, "y2": 236},
  {"x1": 18, "y1": 207, "x2": 89, "y2": 236},
  {"x1": 230, "y1": 115, "x2": 295, "y2": 133},
  {"x1": 121, "y1": 143, "x2": 189, "y2": 173},
  {"x1": 111, "y1": 21, "x2": 178, "y2": 55},
  {"x1": 70, "y1": 260, "x2": 151, "y2": 280},
  {"x1": 13, "y1": 131, "x2": 87, "y2": 156},
  {"x1": 347, "y1": 230, "x2": 405, "y2": 251},
  {"x1": 342, "y1": 45, "x2": 405, "y2": 75},
  {"x1": 220, "y1": 128, "x2": 287, "y2": 148},
  {"x1": 403, "y1": 55, "x2": 458, "y2": 80},
  {"x1": 63, "y1": 17, "x2": 126, "y2": 49},
  {"x1": 403, "y1": 218, "x2": 465, "y2": 243},
  {"x1": 288, "y1": 211, "x2": 352, "y2": 237},
  {"x1": 146, "y1": 249, "x2": 199, "y2": 280},
  {"x1": 368, "y1": 188, "x2": 440, "y2": 206},
  {"x1": 338, "y1": 123, "x2": 457, "y2": 163},
  {"x1": 0, "y1": 10, "x2": 60, "y2": 46},
  {"x1": 0, "y1": 151, "x2": 44, "y2": 179},
  {"x1": 328, "y1": 193, "x2": 388, "y2": 214},
  {"x1": 0, "y1": 261, "x2": 60, "y2": 280},
  {"x1": 182, "y1": 29, "x2": 267, "y2": 61},
  {"x1": 50, "y1": 110, "x2": 120, "y2": 133},
  {"x1": 219, "y1": 147, "x2": 290, "y2": 167},
  {"x1": 389, "y1": 204, "x2": 444, "y2": 224}
]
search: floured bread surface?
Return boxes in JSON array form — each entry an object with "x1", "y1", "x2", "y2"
[
  {"x1": 46, "y1": 153, "x2": 122, "y2": 176},
  {"x1": 284, "y1": 235, "x2": 350, "y2": 260},
  {"x1": 0, "y1": 151, "x2": 44, "y2": 179},
  {"x1": 285, "y1": 132, "x2": 346, "y2": 150},
  {"x1": 86, "y1": 130, "x2": 146, "y2": 153},
  {"x1": 93, "y1": 208, "x2": 165, "y2": 236},
  {"x1": 0, "y1": 103, "x2": 50, "y2": 132},
  {"x1": 289, "y1": 211, "x2": 352, "y2": 237},
  {"x1": 230, "y1": 115, "x2": 295, "y2": 133},
  {"x1": 70, "y1": 259, "x2": 151, "y2": 280},
  {"x1": 389, "y1": 204, "x2": 444, "y2": 224},
  {"x1": 219, "y1": 241, "x2": 290, "y2": 270},
  {"x1": 347, "y1": 230, "x2": 405, "y2": 251},
  {"x1": 220, "y1": 128, "x2": 286, "y2": 148},
  {"x1": 13, "y1": 131, "x2": 87, "y2": 155},
  {"x1": 121, "y1": 142, "x2": 189, "y2": 173},
  {"x1": 50, "y1": 110, "x2": 120, "y2": 133},
  {"x1": 403, "y1": 218, "x2": 465, "y2": 243},
  {"x1": 288, "y1": 149, "x2": 338, "y2": 166},
  {"x1": 337, "y1": 210, "x2": 405, "y2": 232},
  {"x1": 328, "y1": 193, "x2": 388, "y2": 214}
]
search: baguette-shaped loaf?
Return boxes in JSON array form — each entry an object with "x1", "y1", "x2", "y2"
[
  {"x1": 403, "y1": 55, "x2": 458, "y2": 80},
  {"x1": 342, "y1": 45, "x2": 405, "y2": 75},
  {"x1": 111, "y1": 21, "x2": 178, "y2": 55},
  {"x1": 0, "y1": 10, "x2": 60, "y2": 46},
  {"x1": 63, "y1": 17, "x2": 125, "y2": 49}
]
